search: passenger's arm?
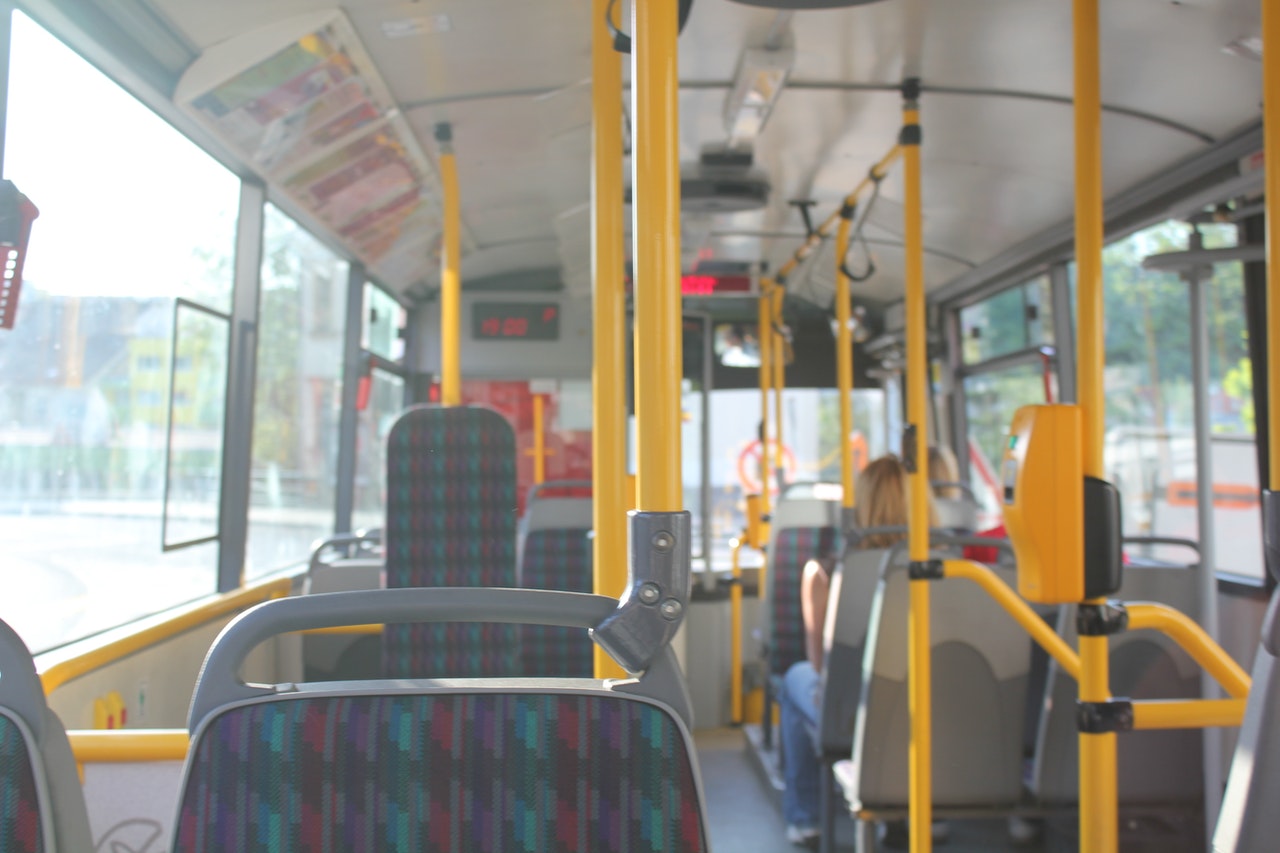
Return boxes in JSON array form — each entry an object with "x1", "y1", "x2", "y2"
[{"x1": 800, "y1": 560, "x2": 831, "y2": 672}]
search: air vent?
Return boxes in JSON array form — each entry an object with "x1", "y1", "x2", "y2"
[{"x1": 625, "y1": 170, "x2": 771, "y2": 213}]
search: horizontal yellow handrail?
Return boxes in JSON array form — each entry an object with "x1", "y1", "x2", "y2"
[
  {"x1": 297, "y1": 624, "x2": 383, "y2": 635},
  {"x1": 944, "y1": 560, "x2": 1082, "y2": 681},
  {"x1": 67, "y1": 729, "x2": 189, "y2": 763},
  {"x1": 1126, "y1": 602, "x2": 1251, "y2": 699},
  {"x1": 1131, "y1": 699, "x2": 1247, "y2": 730},
  {"x1": 41, "y1": 577, "x2": 293, "y2": 695},
  {"x1": 774, "y1": 145, "x2": 903, "y2": 284}
]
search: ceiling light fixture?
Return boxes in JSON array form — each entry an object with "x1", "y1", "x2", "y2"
[{"x1": 724, "y1": 47, "x2": 794, "y2": 149}]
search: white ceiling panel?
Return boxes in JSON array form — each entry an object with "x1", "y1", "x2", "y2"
[{"x1": 115, "y1": 0, "x2": 1263, "y2": 302}]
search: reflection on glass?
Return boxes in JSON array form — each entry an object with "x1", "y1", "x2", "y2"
[
  {"x1": 353, "y1": 370, "x2": 404, "y2": 532},
  {"x1": 0, "y1": 13, "x2": 237, "y2": 651},
  {"x1": 961, "y1": 286, "x2": 1029, "y2": 364},
  {"x1": 964, "y1": 363, "x2": 1050, "y2": 518},
  {"x1": 246, "y1": 206, "x2": 349, "y2": 576},
  {"x1": 362, "y1": 284, "x2": 405, "y2": 361},
  {"x1": 163, "y1": 304, "x2": 228, "y2": 548},
  {"x1": 713, "y1": 323, "x2": 761, "y2": 367}
]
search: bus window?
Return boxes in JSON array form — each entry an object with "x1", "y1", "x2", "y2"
[
  {"x1": 352, "y1": 369, "x2": 405, "y2": 533},
  {"x1": 959, "y1": 275, "x2": 1052, "y2": 366},
  {"x1": 0, "y1": 12, "x2": 239, "y2": 651},
  {"x1": 963, "y1": 362, "x2": 1052, "y2": 519},
  {"x1": 245, "y1": 206, "x2": 349, "y2": 578}
]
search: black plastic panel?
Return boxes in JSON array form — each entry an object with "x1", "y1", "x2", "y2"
[{"x1": 1084, "y1": 477, "x2": 1123, "y2": 599}]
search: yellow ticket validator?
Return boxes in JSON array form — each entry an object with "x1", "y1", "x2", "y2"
[
  {"x1": 745, "y1": 493, "x2": 769, "y2": 550},
  {"x1": 1001, "y1": 404, "x2": 1084, "y2": 604}
]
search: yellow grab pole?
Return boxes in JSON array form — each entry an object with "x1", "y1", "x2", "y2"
[
  {"x1": 730, "y1": 538, "x2": 745, "y2": 724},
  {"x1": 772, "y1": 285, "x2": 786, "y2": 488},
  {"x1": 532, "y1": 394, "x2": 546, "y2": 485},
  {"x1": 591, "y1": 0, "x2": 628, "y2": 679},
  {"x1": 437, "y1": 124, "x2": 462, "y2": 407},
  {"x1": 759, "y1": 284, "x2": 774, "y2": 515},
  {"x1": 901, "y1": 85, "x2": 932, "y2": 853},
  {"x1": 1126, "y1": 604, "x2": 1251, "y2": 698},
  {"x1": 1074, "y1": 0, "x2": 1117, "y2": 847},
  {"x1": 631, "y1": 0, "x2": 682, "y2": 512},
  {"x1": 1267, "y1": 0, "x2": 1280, "y2": 489},
  {"x1": 835, "y1": 218, "x2": 856, "y2": 509}
]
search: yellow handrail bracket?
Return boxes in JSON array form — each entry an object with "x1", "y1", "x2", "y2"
[{"x1": 40, "y1": 576, "x2": 292, "y2": 696}]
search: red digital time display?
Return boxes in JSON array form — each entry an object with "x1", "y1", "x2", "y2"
[{"x1": 472, "y1": 302, "x2": 560, "y2": 341}]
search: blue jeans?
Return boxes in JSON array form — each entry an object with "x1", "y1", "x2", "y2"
[{"x1": 780, "y1": 661, "x2": 821, "y2": 829}]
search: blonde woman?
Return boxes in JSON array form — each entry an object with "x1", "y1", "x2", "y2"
[
  {"x1": 928, "y1": 444, "x2": 962, "y2": 501},
  {"x1": 780, "y1": 455, "x2": 936, "y2": 848}
]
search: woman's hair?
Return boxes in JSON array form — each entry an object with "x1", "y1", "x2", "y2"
[
  {"x1": 855, "y1": 455, "x2": 937, "y2": 549},
  {"x1": 928, "y1": 445, "x2": 962, "y2": 500}
]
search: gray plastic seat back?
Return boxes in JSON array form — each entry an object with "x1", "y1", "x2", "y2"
[
  {"x1": 0, "y1": 618, "x2": 92, "y2": 852},
  {"x1": 934, "y1": 497, "x2": 979, "y2": 532},
  {"x1": 763, "y1": 495, "x2": 841, "y2": 676},
  {"x1": 848, "y1": 555, "x2": 1029, "y2": 810},
  {"x1": 177, "y1": 588, "x2": 708, "y2": 853},
  {"x1": 817, "y1": 547, "x2": 890, "y2": 754},
  {"x1": 1213, "y1": 591, "x2": 1280, "y2": 852},
  {"x1": 1030, "y1": 556, "x2": 1204, "y2": 805}
]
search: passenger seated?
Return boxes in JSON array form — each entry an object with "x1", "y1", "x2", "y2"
[
  {"x1": 928, "y1": 445, "x2": 962, "y2": 500},
  {"x1": 779, "y1": 455, "x2": 933, "y2": 848}
]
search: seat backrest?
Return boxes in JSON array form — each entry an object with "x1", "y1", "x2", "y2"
[
  {"x1": 817, "y1": 547, "x2": 890, "y2": 754},
  {"x1": 0, "y1": 619, "x2": 91, "y2": 853},
  {"x1": 848, "y1": 556, "x2": 1030, "y2": 809},
  {"x1": 763, "y1": 495, "x2": 840, "y2": 676},
  {"x1": 1030, "y1": 559, "x2": 1204, "y2": 805},
  {"x1": 175, "y1": 589, "x2": 708, "y2": 853},
  {"x1": 1213, "y1": 591, "x2": 1280, "y2": 852},
  {"x1": 517, "y1": 529, "x2": 593, "y2": 677},
  {"x1": 381, "y1": 405, "x2": 520, "y2": 678},
  {"x1": 934, "y1": 497, "x2": 979, "y2": 532}
]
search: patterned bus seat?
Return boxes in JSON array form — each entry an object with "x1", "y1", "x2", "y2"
[
  {"x1": 381, "y1": 406, "x2": 519, "y2": 678},
  {"x1": 517, "y1": 485, "x2": 594, "y2": 677}
]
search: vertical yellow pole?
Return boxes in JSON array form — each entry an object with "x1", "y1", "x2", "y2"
[
  {"x1": 532, "y1": 395, "x2": 546, "y2": 485},
  {"x1": 835, "y1": 218, "x2": 856, "y2": 511},
  {"x1": 759, "y1": 285, "x2": 775, "y2": 513},
  {"x1": 437, "y1": 123, "x2": 462, "y2": 407},
  {"x1": 773, "y1": 286, "x2": 786, "y2": 488},
  {"x1": 901, "y1": 88, "x2": 933, "y2": 853},
  {"x1": 1266, "y1": 0, "x2": 1280, "y2": 490},
  {"x1": 592, "y1": 0, "x2": 628, "y2": 679},
  {"x1": 730, "y1": 538, "x2": 744, "y2": 724},
  {"x1": 631, "y1": 0, "x2": 682, "y2": 512},
  {"x1": 1074, "y1": 0, "x2": 1117, "y2": 849}
]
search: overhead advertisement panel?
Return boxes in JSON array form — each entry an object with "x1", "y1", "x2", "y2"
[{"x1": 175, "y1": 11, "x2": 443, "y2": 290}]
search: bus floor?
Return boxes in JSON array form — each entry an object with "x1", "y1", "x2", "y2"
[{"x1": 696, "y1": 727, "x2": 1062, "y2": 852}]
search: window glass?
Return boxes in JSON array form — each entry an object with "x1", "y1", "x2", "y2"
[
  {"x1": 163, "y1": 303, "x2": 229, "y2": 548},
  {"x1": 352, "y1": 369, "x2": 404, "y2": 532},
  {"x1": 0, "y1": 13, "x2": 239, "y2": 651},
  {"x1": 960, "y1": 286, "x2": 1028, "y2": 364},
  {"x1": 362, "y1": 284, "x2": 405, "y2": 362},
  {"x1": 705, "y1": 387, "x2": 886, "y2": 570},
  {"x1": 959, "y1": 276, "x2": 1053, "y2": 366},
  {"x1": 245, "y1": 206, "x2": 348, "y2": 576},
  {"x1": 964, "y1": 363, "x2": 1054, "y2": 521}
]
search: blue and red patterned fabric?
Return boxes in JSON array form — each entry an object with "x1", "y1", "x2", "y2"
[
  {"x1": 382, "y1": 406, "x2": 520, "y2": 678},
  {"x1": 769, "y1": 527, "x2": 838, "y2": 676},
  {"x1": 174, "y1": 693, "x2": 706, "y2": 853},
  {"x1": 519, "y1": 528, "x2": 594, "y2": 677},
  {"x1": 0, "y1": 713, "x2": 44, "y2": 853}
]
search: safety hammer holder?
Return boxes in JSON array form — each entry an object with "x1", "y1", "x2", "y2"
[{"x1": 592, "y1": 510, "x2": 692, "y2": 674}]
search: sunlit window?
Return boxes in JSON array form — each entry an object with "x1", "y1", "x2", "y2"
[
  {"x1": 244, "y1": 206, "x2": 349, "y2": 577},
  {"x1": 0, "y1": 12, "x2": 239, "y2": 651}
]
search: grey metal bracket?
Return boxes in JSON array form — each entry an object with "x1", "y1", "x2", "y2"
[{"x1": 591, "y1": 510, "x2": 693, "y2": 674}]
